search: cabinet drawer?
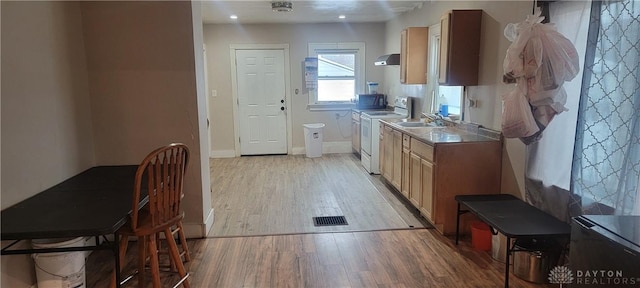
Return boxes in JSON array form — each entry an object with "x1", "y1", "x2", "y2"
[
  {"x1": 410, "y1": 138, "x2": 434, "y2": 161},
  {"x1": 402, "y1": 134, "x2": 410, "y2": 148}
]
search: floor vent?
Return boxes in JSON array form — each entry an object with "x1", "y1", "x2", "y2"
[{"x1": 313, "y1": 216, "x2": 348, "y2": 226}]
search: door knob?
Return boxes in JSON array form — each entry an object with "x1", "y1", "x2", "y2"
[
  {"x1": 281, "y1": 107, "x2": 285, "y2": 111},
  {"x1": 281, "y1": 99, "x2": 285, "y2": 103}
]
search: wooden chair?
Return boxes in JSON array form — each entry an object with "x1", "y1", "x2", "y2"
[
  {"x1": 156, "y1": 212, "x2": 191, "y2": 273},
  {"x1": 111, "y1": 143, "x2": 191, "y2": 288}
]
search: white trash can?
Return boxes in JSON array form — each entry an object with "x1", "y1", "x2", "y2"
[
  {"x1": 303, "y1": 123, "x2": 325, "y2": 158},
  {"x1": 32, "y1": 237, "x2": 86, "y2": 288}
]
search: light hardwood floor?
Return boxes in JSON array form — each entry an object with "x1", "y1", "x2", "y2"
[
  {"x1": 85, "y1": 153, "x2": 551, "y2": 287},
  {"x1": 208, "y1": 154, "x2": 427, "y2": 236},
  {"x1": 86, "y1": 229, "x2": 551, "y2": 287}
]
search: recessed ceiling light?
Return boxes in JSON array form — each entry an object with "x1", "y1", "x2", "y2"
[
  {"x1": 338, "y1": 15, "x2": 346, "y2": 19},
  {"x1": 230, "y1": 15, "x2": 238, "y2": 20}
]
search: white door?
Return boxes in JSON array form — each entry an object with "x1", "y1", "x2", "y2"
[{"x1": 235, "y1": 49, "x2": 287, "y2": 155}]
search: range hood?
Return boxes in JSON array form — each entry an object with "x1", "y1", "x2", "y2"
[{"x1": 374, "y1": 54, "x2": 400, "y2": 66}]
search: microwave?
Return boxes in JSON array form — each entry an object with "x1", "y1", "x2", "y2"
[{"x1": 356, "y1": 94, "x2": 386, "y2": 109}]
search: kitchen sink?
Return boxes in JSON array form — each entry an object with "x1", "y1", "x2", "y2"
[{"x1": 396, "y1": 122, "x2": 442, "y2": 128}]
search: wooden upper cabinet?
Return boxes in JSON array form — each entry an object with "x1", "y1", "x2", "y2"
[
  {"x1": 438, "y1": 10, "x2": 482, "y2": 86},
  {"x1": 400, "y1": 27, "x2": 429, "y2": 84}
]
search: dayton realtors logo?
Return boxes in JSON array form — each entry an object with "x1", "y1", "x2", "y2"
[
  {"x1": 549, "y1": 266, "x2": 573, "y2": 287},
  {"x1": 548, "y1": 265, "x2": 639, "y2": 287}
]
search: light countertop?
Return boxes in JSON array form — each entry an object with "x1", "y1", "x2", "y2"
[{"x1": 380, "y1": 119, "x2": 501, "y2": 144}]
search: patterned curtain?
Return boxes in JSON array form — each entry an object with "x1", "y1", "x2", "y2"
[{"x1": 570, "y1": 0, "x2": 640, "y2": 215}]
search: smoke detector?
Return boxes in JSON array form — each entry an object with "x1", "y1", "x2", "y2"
[{"x1": 272, "y1": 1, "x2": 293, "y2": 12}]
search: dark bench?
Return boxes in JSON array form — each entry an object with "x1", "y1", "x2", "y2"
[{"x1": 455, "y1": 194, "x2": 571, "y2": 287}]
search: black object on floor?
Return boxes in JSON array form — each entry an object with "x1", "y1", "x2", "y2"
[{"x1": 313, "y1": 216, "x2": 348, "y2": 226}]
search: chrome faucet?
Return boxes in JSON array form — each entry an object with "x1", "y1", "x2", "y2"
[
  {"x1": 420, "y1": 112, "x2": 445, "y2": 127},
  {"x1": 434, "y1": 113, "x2": 445, "y2": 126}
]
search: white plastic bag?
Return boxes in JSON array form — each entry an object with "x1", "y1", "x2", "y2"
[
  {"x1": 503, "y1": 13, "x2": 545, "y2": 80},
  {"x1": 502, "y1": 10, "x2": 580, "y2": 143},
  {"x1": 524, "y1": 25, "x2": 579, "y2": 109},
  {"x1": 501, "y1": 86, "x2": 540, "y2": 138}
]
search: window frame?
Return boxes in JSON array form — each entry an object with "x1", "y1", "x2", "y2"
[{"x1": 307, "y1": 42, "x2": 365, "y2": 111}]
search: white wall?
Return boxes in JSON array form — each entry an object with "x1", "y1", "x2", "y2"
[
  {"x1": 1, "y1": 1, "x2": 95, "y2": 209},
  {"x1": 1, "y1": 1, "x2": 211, "y2": 286},
  {"x1": 384, "y1": 1, "x2": 533, "y2": 197},
  {"x1": 1, "y1": 2, "x2": 94, "y2": 286},
  {"x1": 80, "y1": 1, "x2": 211, "y2": 236},
  {"x1": 203, "y1": 23, "x2": 387, "y2": 155}
]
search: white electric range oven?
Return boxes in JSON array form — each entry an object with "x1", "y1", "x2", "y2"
[{"x1": 360, "y1": 97, "x2": 412, "y2": 174}]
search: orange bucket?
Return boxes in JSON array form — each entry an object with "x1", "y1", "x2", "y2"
[{"x1": 471, "y1": 221, "x2": 492, "y2": 251}]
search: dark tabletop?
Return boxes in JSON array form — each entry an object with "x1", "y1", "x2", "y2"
[
  {"x1": 456, "y1": 194, "x2": 571, "y2": 238},
  {"x1": 1, "y1": 165, "x2": 139, "y2": 240}
]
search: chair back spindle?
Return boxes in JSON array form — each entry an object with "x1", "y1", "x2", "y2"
[{"x1": 131, "y1": 144, "x2": 189, "y2": 232}]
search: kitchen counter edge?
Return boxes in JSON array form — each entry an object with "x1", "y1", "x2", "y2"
[{"x1": 379, "y1": 119, "x2": 502, "y2": 145}]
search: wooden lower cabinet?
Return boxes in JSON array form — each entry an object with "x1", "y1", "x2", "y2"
[
  {"x1": 409, "y1": 153, "x2": 422, "y2": 209},
  {"x1": 381, "y1": 124, "x2": 403, "y2": 194},
  {"x1": 410, "y1": 138, "x2": 434, "y2": 221},
  {"x1": 419, "y1": 158, "x2": 434, "y2": 222},
  {"x1": 431, "y1": 142, "x2": 502, "y2": 235},
  {"x1": 401, "y1": 134, "x2": 411, "y2": 199},
  {"x1": 401, "y1": 147, "x2": 411, "y2": 199},
  {"x1": 391, "y1": 130, "x2": 402, "y2": 191},
  {"x1": 380, "y1": 123, "x2": 502, "y2": 236},
  {"x1": 381, "y1": 125, "x2": 393, "y2": 181}
]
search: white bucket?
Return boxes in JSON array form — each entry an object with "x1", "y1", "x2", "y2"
[{"x1": 32, "y1": 237, "x2": 86, "y2": 288}]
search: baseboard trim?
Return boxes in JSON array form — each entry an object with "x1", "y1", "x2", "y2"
[
  {"x1": 292, "y1": 141, "x2": 352, "y2": 155},
  {"x1": 184, "y1": 208, "x2": 214, "y2": 238},
  {"x1": 214, "y1": 142, "x2": 351, "y2": 157},
  {"x1": 211, "y1": 150, "x2": 236, "y2": 158}
]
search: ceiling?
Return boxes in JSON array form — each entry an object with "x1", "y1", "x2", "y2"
[{"x1": 201, "y1": 1, "x2": 426, "y2": 24}]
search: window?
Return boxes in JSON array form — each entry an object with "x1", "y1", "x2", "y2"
[
  {"x1": 427, "y1": 23, "x2": 463, "y2": 118},
  {"x1": 317, "y1": 53, "x2": 355, "y2": 102},
  {"x1": 571, "y1": 0, "x2": 640, "y2": 215},
  {"x1": 308, "y1": 43, "x2": 365, "y2": 110},
  {"x1": 436, "y1": 86, "x2": 463, "y2": 116}
]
